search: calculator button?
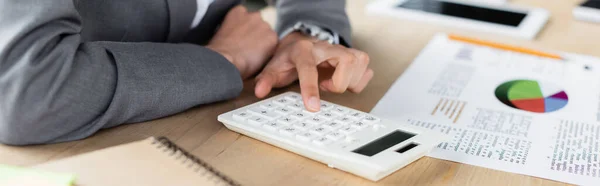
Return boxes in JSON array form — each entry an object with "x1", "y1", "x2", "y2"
[
  {"x1": 319, "y1": 102, "x2": 333, "y2": 111},
  {"x1": 274, "y1": 107, "x2": 293, "y2": 115},
  {"x1": 286, "y1": 103, "x2": 305, "y2": 111},
  {"x1": 350, "y1": 121, "x2": 369, "y2": 130},
  {"x1": 335, "y1": 116, "x2": 354, "y2": 124},
  {"x1": 362, "y1": 115, "x2": 381, "y2": 124},
  {"x1": 293, "y1": 122, "x2": 313, "y2": 131},
  {"x1": 290, "y1": 112, "x2": 309, "y2": 120},
  {"x1": 322, "y1": 121, "x2": 344, "y2": 130},
  {"x1": 302, "y1": 109, "x2": 319, "y2": 115},
  {"x1": 306, "y1": 116, "x2": 327, "y2": 125},
  {"x1": 233, "y1": 111, "x2": 252, "y2": 121},
  {"x1": 325, "y1": 132, "x2": 345, "y2": 141},
  {"x1": 296, "y1": 132, "x2": 317, "y2": 142},
  {"x1": 347, "y1": 112, "x2": 366, "y2": 120},
  {"x1": 312, "y1": 137, "x2": 332, "y2": 146},
  {"x1": 318, "y1": 112, "x2": 337, "y2": 121},
  {"x1": 248, "y1": 107, "x2": 281, "y2": 120},
  {"x1": 343, "y1": 136, "x2": 355, "y2": 143},
  {"x1": 263, "y1": 122, "x2": 282, "y2": 131},
  {"x1": 309, "y1": 127, "x2": 330, "y2": 136},
  {"x1": 248, "y1": 116, "x2": 268, "y2": 126},
  {"x1": 279, "y1": 127, "x2": 299, "y2": 137},
  {"x1": 372, "y1": 124, "x2": 385, "y2": 131},
  {"x1": 247, "y1": 106, "x2": 268, "y2": 115},
  {"x1": 331, "y1": 107, "x2": 350, "y2": 116},
  {"x1": 338, "y1": 126, "x2": 357, "y2": 135},
  {"x1": 272, "y1": 98, "x2": 291, "y2": 107},
  {"x1": 284, "y1": 94, "x2": 302, "y2": 101},
  {"x1": 276, "y1": 117, "x2": 297, "y2": 126},
  {"x1": 260, "y1": 103, "x2": 278, "y2": 110}
]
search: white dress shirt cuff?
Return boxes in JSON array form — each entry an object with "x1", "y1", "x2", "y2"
[
  {"x1": 279, "y1": 22, "x2": 340, "y2": 45},
  {"x1": 191, "y1": 0, "x2": 215, "y2": 28}
]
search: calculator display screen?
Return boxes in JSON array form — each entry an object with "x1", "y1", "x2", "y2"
[
  {"x1": 397, "y1": 0, "x2": 527, "y2": 27},
  {"x1": 582, "y1": 0, "x2": 600, "y2": 9},
  {"x1": 352, "y1": 130, "x2": 416, "y2": 157}
]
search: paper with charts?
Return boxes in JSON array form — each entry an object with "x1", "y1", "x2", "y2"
[{"x1": 371, "y1": 33, "x2": 600, "y2": 185}]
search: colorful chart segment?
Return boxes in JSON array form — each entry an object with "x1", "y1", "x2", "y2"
[{"x1": 495, "y1": 80, "x2": 568, "y2": 113}]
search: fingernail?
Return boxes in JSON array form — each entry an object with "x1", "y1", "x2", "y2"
[{"x1": 308, "y1": 96, "x2": 320, "y2": 111}]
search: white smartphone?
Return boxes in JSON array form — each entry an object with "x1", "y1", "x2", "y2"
[
  {"x1": 573, "y1": 0, "x2": 600, "y2": 23},
  {"x1": 366, "y1": 0, "x2": 550, "y2": 39}
]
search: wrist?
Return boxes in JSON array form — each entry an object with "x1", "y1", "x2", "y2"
[
  {"x1": 281, "y1": 22, "x2": 339, "y2": 46},
  {"x1": 280, "y1": 32, "x2": 318, "y2": 49},
  {"x1": 206, "y1": 45, "x2": 234, "y2": 62},
  {"x1": 206, "y1": 45, "x2": 245, "y2": 76}
]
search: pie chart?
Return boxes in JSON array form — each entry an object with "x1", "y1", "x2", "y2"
[{"x1": 495, "y1": 80, "x2": 568, "y2": 113}]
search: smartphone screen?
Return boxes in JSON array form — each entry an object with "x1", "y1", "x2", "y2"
[
  {"x1": 397, "y1": 0, "x2": 527, "y2": 27},
  {"x1": 582, "y1": 0, "x2": 600, "y2": 9}
]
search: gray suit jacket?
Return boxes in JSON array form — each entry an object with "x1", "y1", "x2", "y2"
[{"x1": 0, "y1": 0, "x2": 351, "y2": 145}]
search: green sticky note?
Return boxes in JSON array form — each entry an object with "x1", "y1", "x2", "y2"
[{"x1": 0, "y1": 164, "x2": 75, "y2": 186}]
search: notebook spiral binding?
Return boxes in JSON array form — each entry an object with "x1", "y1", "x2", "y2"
[{"x1": 151, "y1": 136, "x2": 241, "y2": 186}]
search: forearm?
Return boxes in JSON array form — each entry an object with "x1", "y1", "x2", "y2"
[
  {"x1": 1, "y1": 42, "x2": 243, "y2": 145},
  {"x1": 0, "y1": 0, "x2": 243, "y2": 145}
]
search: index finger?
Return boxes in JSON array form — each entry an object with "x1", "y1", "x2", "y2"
[{"x1": 290, "y1": 41, "x2": 321, "y2": 112}]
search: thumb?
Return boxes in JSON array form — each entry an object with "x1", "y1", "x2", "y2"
[{"x1": 255, "y1": 70, "x2": 277, "y2": 98}]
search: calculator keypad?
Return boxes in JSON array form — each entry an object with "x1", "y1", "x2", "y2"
[
  {"x1": 309, "y1": 126, "x2": 330, "y2": 136},
  {"x1": 260, "y1": 103, "x2": 278, "y2": 110},
  {"x1": 293, "y1": 122, "x2": 313, "y2": 131},
  {"x1": 280, "y1": 127, "x2": 300, "y2": 136},
  {"x1": 350, "y1": 121, "x2": 369, "y2": 130},
  {"x1": 274, "y1": 107, "x2": 293, "y2": 115},
  {"x1": 290, "y1": 112, "x2": 309, "y2": 120},
  {"x1": 296, "y1": 132, "x2": 317, "y2": 142},
  {"x1": 277, "y1": 117, "x2": 297, "y2": 126},
  {"x1": 272, "y1": 98, "x2": 291, "y2": 107},
  {"x1": 347, "y1": 111, "x2": 366, "y2": 120},
  {"x1": 233, "y1": 111, "x2": 252, "y2": 121},
  {"x1": 306, "y1": 116, "x2": 328, "y2": 125},
  {"x1": 362, "y1": 115, "x2": 381, "y2": 124},
  {"x1": 249, "y1": 116, "x2": 269, "y2": 126},
  {"x1": 319, "y1": 112, "x2": 337, "y2": 120},
  {"x1": 287, "y1": 103, "x2": 305, "y2": 111},
  {"x1": 322, "y1": 121, "x2": 344, "y2": 130},
  {"x1": 339, "y1": 126, "x2": 357, "y2": 135},
  {"x1": 313, "y1": 137, "x2": 333, "y2": 146},
  {"x1": 263, "y1": 122, "x2": 282, "y2": 131},
  {"x1": 319, "y1": 102, "x2": 334, "y2": 111},
  {"x1": 325, "y1": 132, "x2": 345, "y2": 141},
  {"x1": 335, "y1": 117, "x2": 353, "y2": 125},
  {"x1": 284, "y1": 94, "x2": 302, "y2": 102},
  {"x1": 248, "y1": 107, "x2": 281, "y2": 120},
  {"x1": 331, "y1": 107, "x2": 349, "y2": 115},
  {"x1": 235, "y1": 93, "x2": 381, "y2": 146}
]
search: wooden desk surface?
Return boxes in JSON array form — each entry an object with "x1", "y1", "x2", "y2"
[{"x1": 1, "y1": 0, "x2": 597, "y2": 185}]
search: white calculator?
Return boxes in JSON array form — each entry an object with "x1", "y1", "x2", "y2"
[{"x1": 218, "y1": 92, "x2": 446, "y2": 181}]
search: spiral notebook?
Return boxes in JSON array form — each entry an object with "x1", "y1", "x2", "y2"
[{"x1": 33, "y1": 137, "x2": 240, "y2": 186}]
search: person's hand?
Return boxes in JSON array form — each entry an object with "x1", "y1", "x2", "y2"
[
  {"x1": 254, "y1": 32, "x2": 374, "y2": 112},
  {"x1": 206, "y1": 6, "x2": 278, "y2": 79}
]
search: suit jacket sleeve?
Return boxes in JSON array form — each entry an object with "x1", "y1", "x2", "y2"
[
  {"x1": 273, "y1": 0, "x2": 352, "y2": 46},
  {"x1": 0, "y1": 0, "x2": 243, "y2": 145}
]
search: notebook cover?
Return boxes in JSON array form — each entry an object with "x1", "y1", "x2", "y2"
[{"x1": 33, "y1": 137, "x2": 239, "y2": 186}]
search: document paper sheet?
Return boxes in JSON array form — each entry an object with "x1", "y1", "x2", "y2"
[{"x1": 371, "y1": 34, "x2": 600, "y2": 185}]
